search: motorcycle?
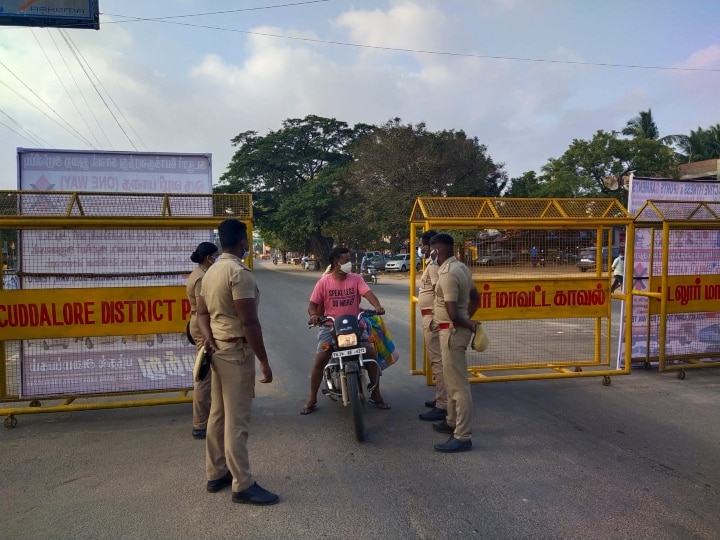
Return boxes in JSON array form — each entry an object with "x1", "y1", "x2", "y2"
[
  {"x1": 360, "y1": 262, "x2": 378, "y2": 284},
  {"x1": 310, "y1": 310, "x2": 380, "y2": 442}
]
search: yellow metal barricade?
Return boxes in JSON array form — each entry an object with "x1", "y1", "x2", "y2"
[
  {"x1": 629, "y1": 200, "x2": 720, "y2": 378},
  {"x1": 0, "y1": 191, "x2": 252, "y2": 427},
  {"x1": 408, "y1": 197, "x2": 634, "y2": 385}
]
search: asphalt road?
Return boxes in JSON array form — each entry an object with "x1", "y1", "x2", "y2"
[{"x1": 1, "y1": 260, "x2": 719, "y2": 539}]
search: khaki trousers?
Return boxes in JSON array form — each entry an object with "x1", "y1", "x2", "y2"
[
  {"x1": 422, "y1": 314, "x2": 446, "y2": 409},
  {"x1": 189, "y1": 316, "x2": 212, "y2": 430},
  {"x1": 439, "y1": 326, "x2": 473, "y2": 441},
  {"x1": 205, "y1": 340, "x2": 256, "y2": 492}
]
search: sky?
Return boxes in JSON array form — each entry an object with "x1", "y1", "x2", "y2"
[{"x1": 0, "y1": 0, "x2": 719, "y2": 191}]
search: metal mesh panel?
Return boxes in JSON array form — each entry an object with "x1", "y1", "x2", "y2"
[
  {"x1": 444, "y1": 227, "x2": 603, "y2": 278},
  {"x1": 0, "y1": 192, "x2": 252, "y2": 400},
  {"x1": 635, "y1": 201, "x2": 720, "y2": 223},
  {"x1": 412, "y1": 197, "x2": 630, "y2": 224},
  {"x1": 467, "y1": 318, "x2": 613, "y2": 368},
  {"x1": 3, "y1": 225, "x2": 213, "y2": 399},
  {"x1": 0, "y1": 191, "x2": 252, "y2": 218}
]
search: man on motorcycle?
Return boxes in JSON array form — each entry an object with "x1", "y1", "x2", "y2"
[{"x1": 302, "y1": 247, "x2": 390, "y2": 415}]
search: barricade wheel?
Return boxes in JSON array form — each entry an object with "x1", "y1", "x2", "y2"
[
  {"x1": 678, "y1": 370, "x2": 686, "y2": 380},
  {"x1": 643, "y1": 361, "x2": 651, "y2": 370},
  {"x1": 602, "y1": 376, "x2": 611, "y2": 386},
  {"x1": 4, "y1": 415, "x2": 17, "y2": 429},
  {"x1": 29, "y1": 400, "x2": 41, "y2": 407}
]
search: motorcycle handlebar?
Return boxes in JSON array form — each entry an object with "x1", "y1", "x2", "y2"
[{"x1": 307, "y1": 310, "x2": 381, "y2": 328}]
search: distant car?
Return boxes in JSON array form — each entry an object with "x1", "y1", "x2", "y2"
[
  {"x1": 577, "y1": 247, "x2": 619, "y2": 272},
  {"x1": 384, "y1": 253, "x2": 421, "y2": 272},
  {"x1": 367, "y1": 254, "x2": 390, "y2": 270},
  {"x1": 477, "y1": 249, "x2": 516, "y2": 266}
]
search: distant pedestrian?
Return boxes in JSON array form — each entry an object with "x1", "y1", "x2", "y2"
[{"x1": 611, "y1": 253, "x2": 625, "y2": 293}]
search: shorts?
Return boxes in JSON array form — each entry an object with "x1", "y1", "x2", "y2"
[{"x1": 316, "y1": 325, "x2": 370, "y2": 354}]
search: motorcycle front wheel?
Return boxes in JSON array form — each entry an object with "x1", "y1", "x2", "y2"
[{"x1": 346, "y1": 371, "x2": 365, "y2": 442}]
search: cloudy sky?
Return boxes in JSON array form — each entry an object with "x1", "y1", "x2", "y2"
[{"x1": 1, "y1": 0, "x2": 718, "y2": 191}]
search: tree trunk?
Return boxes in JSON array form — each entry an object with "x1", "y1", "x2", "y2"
[{"x1": 309, "y1": 230, "x2": 333, "y2": 269}]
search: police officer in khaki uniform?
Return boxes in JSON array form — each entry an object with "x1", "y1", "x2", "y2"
[
  {"x1": 429, "y1": 233, "x2": 479, "y2": 453},
  {"x1": 417, "y1": 229, "x2": 447, "y2": 422},
  {"x1": 196, "y1": 219, "x2": 278, "y2": 505},
  {"x1": 186, "y1": 241, "x2": 219, "y2": 439}
]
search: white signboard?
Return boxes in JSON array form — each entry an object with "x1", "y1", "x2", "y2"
[
  {"x1": 619, "y1": 177, "x2": 720, "y2": 366},
  {"x1": 17, "y1": 149, "x2": 214, "y2": 396}
]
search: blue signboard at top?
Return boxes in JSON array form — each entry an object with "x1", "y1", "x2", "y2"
[{"x1": 0, "y1": 0, "x2": 99, "y2": 30}]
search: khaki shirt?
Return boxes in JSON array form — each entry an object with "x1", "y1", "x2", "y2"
[
  {"x1": 200, "y1": 253, "x2": 259, "y2": 341},
  {"x1": 434, "y1": 256, "x2": 474, "y2": 323},
  {"x1": 418, "y1": 262, "x2": 439, "y2": 310},
  {"x1": 186, "y1": 265, "x2": 206, "y2": 313}
]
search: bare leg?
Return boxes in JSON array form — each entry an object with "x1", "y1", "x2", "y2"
[{"x1": 302, "y1": 351, "x2": 330, "y2": 414}]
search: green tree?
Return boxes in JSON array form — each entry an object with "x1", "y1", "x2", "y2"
[
  {"x1": 664, "y1": 124, "x2": 720, "y2": 163},
  {"x1": 622, "y1": 109, "x2": 659, "y2": 139},
  {"x1": 539, "y1": 130, "x2": 676, "y2": 205},
  {"x1": 344, "y1": 119, "x2": 507, "y2": 248},
  {"x1": 504, "y1": 171, "x2": 543, "y2": 197},
  {"x1": 216, "y1": 115, "x2": 369, "y2": 264}
]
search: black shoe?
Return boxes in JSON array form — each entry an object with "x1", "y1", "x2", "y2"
[
  {"x1": 424, "y1": 399, "x2": 436, "y2": 408},
  {"x1": 432, "y1": 420, "x2": 454, "y2": 434},
  {"x1": 206, "y1": 471, "x2": 232, "y2": 493},
  {"x1": 419, "y1": 407, "x2": 447, "y2": 421},
  {"x1": 434, "y1": 437, "x2": 472, "y2": 453},
  {"x1": 232, "y1": 482, "x2": 279, "y2": 506},
  {"x1": 192, "y1": 428, "x2": 207, "y2": 440}
]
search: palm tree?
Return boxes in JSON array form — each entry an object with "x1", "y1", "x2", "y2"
[
  {"x1": 663, "y1": 124, "x2": 720, "y2": 163},
  {"x1": 622, "y1": 109, "x2": 659, "y2": 139}
]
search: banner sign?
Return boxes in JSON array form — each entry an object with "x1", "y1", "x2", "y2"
[
  {"x1": 23, "y1": 345, "x2": 196, "y2": 398},
  {"x1": 16, "y1": 149, "x2": 213, "y2": 397},
  {"x1": 473, "y1": 278, "x2": 609, "y2": 321},
  {"x1": 620, "y1": 177, "x2": 720, "y2": 366},
  {"x1": 648, "y1": 274, "x2": 720, "y2": 315},
  {"x1": 0, "y1": 0, "x2": 99, "y2": 30},
  {"x1": 0, "y1": 286, "x2": 190, "y2": 339}
]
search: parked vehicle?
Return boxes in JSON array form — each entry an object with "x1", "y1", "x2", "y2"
[
  {"x1": 477, "y1": 249, "x2": 517, "y2": 266},
  {"x1": 554, "y1": 249, "x2": 578, "y2": 265},
  {"x1": 367, "y1": 254, "x2": 390, "y2": 271},
  {"x1": 310, "y1": 310, "x2": 382, "y2": 442},
  {"x1": 360, "y1": 262, "x2": 378, "y2": 284},
  {"x1": 384, "y1": 253, "x2": 421, "y2": 272},
  {"x1": 577, "y1": 246, "x2": 619, "y2": 272}
]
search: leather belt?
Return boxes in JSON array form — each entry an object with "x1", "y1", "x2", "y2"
[
  {"x1": 216, "y1": 337, "x2": 248, "y2": 343},
  {"x1": 437, "y1": 322, "x2": 458, "y2": 330},
  {"x1": 420, "y1": 309, "x2": 433, "y2": 316}
]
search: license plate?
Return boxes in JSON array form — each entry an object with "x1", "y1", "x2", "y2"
[{"x1": 331, "y1": 347, "x2": 366, "y2": 358}]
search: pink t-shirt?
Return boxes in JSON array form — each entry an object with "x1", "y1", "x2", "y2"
[{"x1": 310, "y1": 273, "x2": 371, "y2": 318}]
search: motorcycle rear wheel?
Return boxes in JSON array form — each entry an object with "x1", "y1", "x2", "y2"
[{"x1": 346, "y1": 371, "x2": 365, "y2": 442}]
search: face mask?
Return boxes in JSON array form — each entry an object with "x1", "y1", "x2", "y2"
[
  {"x1": 242, "y1": 251, "x2": 250, "y2": 260},
  {"x1": 339, "y1": 261, "x2": 352, "y2": 274},
  {"x1": 429, "y1": 249, "x2": 438, "y2": 264},
  {"x1": 417, "y1": 247, "x2": 424, "y2": 258}
]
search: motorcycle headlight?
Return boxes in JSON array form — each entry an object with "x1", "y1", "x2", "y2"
[{"x1": 337, "y1": 333, "x2": 358, "y2": 348}]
